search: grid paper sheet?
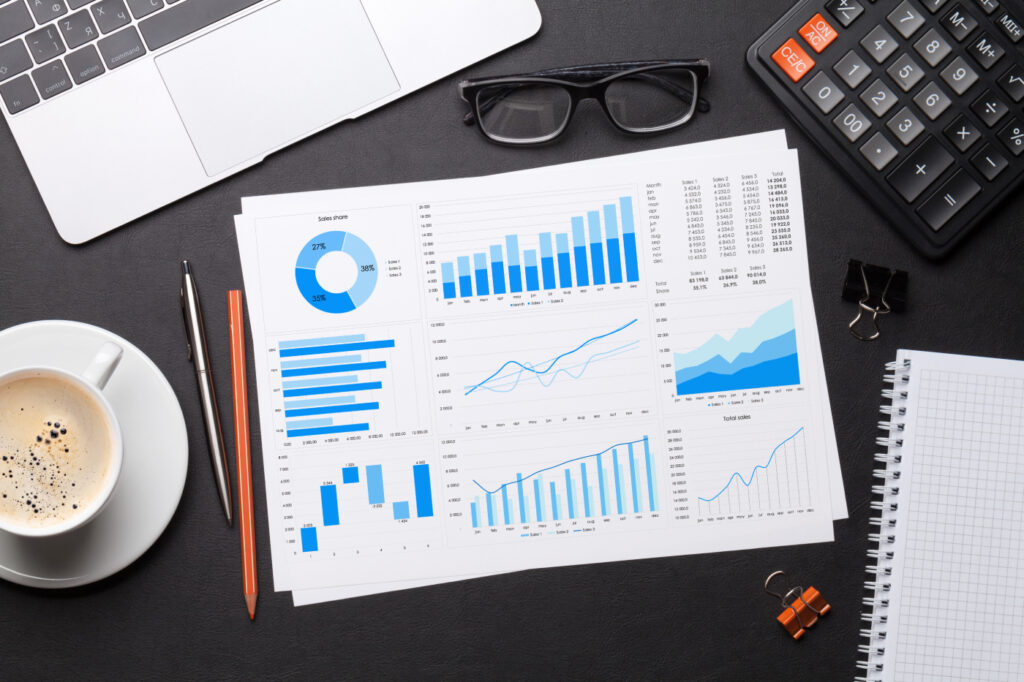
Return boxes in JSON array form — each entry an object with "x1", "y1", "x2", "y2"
[{"x1": 885, "y1": 351, "x2": 1024, "y2": 681}]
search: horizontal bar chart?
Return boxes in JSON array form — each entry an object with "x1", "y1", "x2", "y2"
[{"x1": 440, "y1": 196, "x2": 639, "y2": 299}]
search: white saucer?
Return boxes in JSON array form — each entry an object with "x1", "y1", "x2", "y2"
[{"x1": 0, "y1": 321, "x2": 188, "y2": 588}]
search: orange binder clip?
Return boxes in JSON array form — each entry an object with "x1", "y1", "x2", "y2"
[{"x1": 764, "y1": 571, "x2": 830, "y2": 640}]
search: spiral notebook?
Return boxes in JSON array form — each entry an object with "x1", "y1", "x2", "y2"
[{"x1": 858, "y1": 350, "x2": 1024, "y2": 682}]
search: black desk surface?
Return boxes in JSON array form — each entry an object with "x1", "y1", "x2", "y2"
[{"x1": 2, "y1": 1, "x2": 1022, "y2": 679}]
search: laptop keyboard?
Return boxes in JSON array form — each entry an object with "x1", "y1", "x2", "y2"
[{"x1": 0, "y1": 0, "x2": 263, "y2": 115}]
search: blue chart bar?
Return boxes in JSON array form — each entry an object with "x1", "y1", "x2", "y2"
[
  {"x1": 597, "y1": 453, "x2": 607, "y2": 516},
  {"x1": 534, "y1": 478, "x2": 543, "y2": 522},
  {"x1": 539, "y1": 233, "x2": 556, "y2": 290},
  {"x1": 342, "y1": 466, "x2": 359, "y2": 484},
  {"x1": 644, "y1": 436, "x2": 656, "y2": 511},
  {"x1": 621, "y1": 196, "x2": 639, "y2": 282},
  {"x1": 604, "y1": 203, "x2": 623, "y2": 284},
  {"x1": 471, "y1": 499, "x2": 480, "y2": 528},
  {"x1": 285, "y1": 400, "x2": 380, "y2": 418},
  {"x1": 279, "y1": 339, "x2": 395, "y2": 358},
  {"x1": 288, "y1": 423, "x2": 369, "y2": 438},
  {"x1": 300, "y1": 527, "x2": 318, "y2": 552},
  {"x1": 564, "y1": 469, "x2": 576, "y2": 520},
  {"x1": 628, "y1": 443, "x2": 639, "y2": 513},
  {"x1": 524, "y1": 249, "x2": 540, "y2": 291},
  {"x1": 320, "y1": 484, "x2": 339, "y2": 526},
  {"x1": 282, "y1": 354, "x2": 361, "y2": 370},
  {"x1": 555, "y1": 233, "x2": 573, "y2": 288},
  {"x1": 413, "y1": 463, "x2": 434, "y2": 518},
  {"x1": 489, "y1": 245, "x2": 506, "y2": 295},
  {"x1": 473, "y1": 252, "x2": 490, "y2": 296},
  {"x1": 457, "y1": 256, "x2": 473, "y2": 297},
  {"x1": 550, "y1": 482, "x2": 559, "y2": 521},
  {"x1": 441, "y1": 262, "x2": 457, "y2": 300},
  {"x1": 501, "y1": 485, "x2": 510, "y2": 525},
  {"x1": 366, "y1": 464, "x2": 385, "y2": 505},
  {"x1": 283, "y1": 382, "x2": 380, "y2": 399},
  {"x1": 486, "y1": 493, "x2": 495, "y2": 526},
  {"x1": 282, "y1": 362, "x2": 385, "y2": 378},
  {"x1": 506, "y1": 235, "x2": 523, "y2": 293},
  {"x1": 280, "y1": 335, "x2": 364, "y2": 350},
  {"x1": 587, "y1": 211, "x2": 606, "y2": 286},
  {"x1": 393, "y1": 501, "x2": 410, "y2": 520},
  {"x1": 581, "y1": 462, "x2": 591, "y2": 518},
  {"x1": 613, "y1": 448, "x2": 623, "y2": 514},
  {"x1": 517, "y1": 474, "x2": 526, "y2": 524},
  {"x1": 572, "y1": 216, "x2": 590, "y2": 286}
]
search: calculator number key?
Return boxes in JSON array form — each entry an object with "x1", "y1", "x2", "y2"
[
  {"x1": 971, "y1": 89, "x2": 1008, "y2": 126},
  {"x1": 826, "y1": 0, "x2": 864, "y2": 27},
  {"x1": 887, "y1": 1, "x2": 926, "y2": 38},
  {"x1": 861, "y1": 25, "x2": 899, "y2": 63},
  {"x1": 914, "y1": 28, "x2": 953, "y2": 66},
  {"x1": 887, "y1": 106, "x2": 926, "y2": 145},
  {"x1": 940, "y1": 56, "x2": 979, "y2": 94},
  {"x1": 834, "y1": 49, "x2": 872, "y2": 87},
  {"x1": 860, "y1": 78, "x2": 898, "y2": 116},
  {"x1": 799, "y1": 13, "x2": 838, "y2": 53},
  {"x1": 942, "y1": 5, "x2": 978, "y2": 42},
  {"x1": 833, "y1": 102, "x2": 872, "y2": 141},
  {"x1": 996, "y1": 63, "x2": 1024, "y2": 101},
  {"x1": 996, "y1": 118, "x2": 1024, "y2": 156},
  {"x1": 887, "y1": 53, "x2": 925, "y2": 91},
  {"x1": 859, "y1": 132, "x2": 899, "y2": 170},
  {"x1": 913, "y1": 82, "x2": 952, "y2": 119},
  {"x1": 802, "y1": 71, "x2": 845, "y2": 113}
]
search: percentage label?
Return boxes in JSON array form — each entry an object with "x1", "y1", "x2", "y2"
[
  {"x1": 361, "y1": 264, "x2": 375, "y2": 272},
  {"x1": 311, "y1": 294, "x2": 326, "y2": 302},
  {"x1": 311, "y1": 242, "x2": 327, "y2": 250}
]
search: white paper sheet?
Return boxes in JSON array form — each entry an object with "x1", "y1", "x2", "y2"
[{"x1": 235, "y1": 137, "x2": 839, "y2": 601}]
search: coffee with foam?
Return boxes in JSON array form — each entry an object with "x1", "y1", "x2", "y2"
[{"x1": 0, "y1": 375, "x2": 115, "y2": 529}]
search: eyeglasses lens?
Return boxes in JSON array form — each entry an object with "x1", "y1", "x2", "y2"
[
  {"x1": 604, "y1": 67, "x2": 699, "y2": 132},
  {"x1": 475, "y1": 84, "x2": 572, "y2": 144}
]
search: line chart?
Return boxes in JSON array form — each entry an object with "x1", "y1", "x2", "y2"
[
  {"x1": 698, "y1": 427, "x2": 804, "y2": 502},
  {"x1": 464, "y1": 319, "x2": 638, "y2": 396}
]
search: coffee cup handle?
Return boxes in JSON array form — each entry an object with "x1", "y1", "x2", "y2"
[{"x1": 82, "y1": 342, "x2": 124, "y2": 391}]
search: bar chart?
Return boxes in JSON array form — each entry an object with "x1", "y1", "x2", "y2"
[
  {"x1": 428, "y1": 307, "x2": 655, "y2": 431},
  {"x1": 425, "y1": 189, "x2": 642, "y2": 306},
  {"x1": 295, "y1": 457, "x2": 440, "y2": 555}
]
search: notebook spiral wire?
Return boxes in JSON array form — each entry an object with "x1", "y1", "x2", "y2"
[{"x1": 855, "y1": 359, "x2": 910, "y2": 682}]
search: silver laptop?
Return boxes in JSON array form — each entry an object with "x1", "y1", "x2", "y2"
[{"x1": 0, "y1": 0, "x2": 541, "y2": 243}]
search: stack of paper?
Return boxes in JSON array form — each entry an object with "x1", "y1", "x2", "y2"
[{"x1": 234, "y1": 131, "x2": 847, "y2": 606}]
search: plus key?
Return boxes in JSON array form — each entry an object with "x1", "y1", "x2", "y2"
[{"x1": 887, "y1": 136, "x2": 954, "y2": 202}]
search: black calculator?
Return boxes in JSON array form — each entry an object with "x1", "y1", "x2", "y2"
[{"x1": 748, "y1": 0, "x2": 1024, "y2": 258}]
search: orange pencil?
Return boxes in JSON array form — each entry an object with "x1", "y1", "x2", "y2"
[{"x1": 228, "y1": 290, "x2": 258, "y2": 620}]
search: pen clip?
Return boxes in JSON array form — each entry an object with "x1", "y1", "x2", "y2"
[{"x1": 180, "y1": 286, "x2": 193, "y2": 362}]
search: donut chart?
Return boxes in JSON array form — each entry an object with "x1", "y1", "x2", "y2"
[{"x1": 295, "y1": 231, "x2": 378, "y2": 313}]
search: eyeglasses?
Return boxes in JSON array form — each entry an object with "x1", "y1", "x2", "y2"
[{"x1": 459, "y1": 59, "x2": 711, "y2": 145}]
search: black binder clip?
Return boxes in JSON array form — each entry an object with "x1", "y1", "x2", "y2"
[{"x1": 842, "y1": 260, "x2": 908, "y2": 342}]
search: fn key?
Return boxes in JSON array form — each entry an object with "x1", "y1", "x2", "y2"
[{"x1": 917, "y1": 170, "x2": 981, "y2": 231}]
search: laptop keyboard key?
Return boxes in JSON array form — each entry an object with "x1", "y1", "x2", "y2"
[
  {"x1": 31, "y1": 58, "x2": 71, "y2": 98},
  {"x1": 28, "y1": 0, "x2": 67, "y2": 23},
  {"x1": 917, "y1": 169, "x2": 980, "y2": 230},
  {"x1": 139, "y1": 0, "x2": 263, "y2": 51},
  {"x1": 886, "y1": 135, "x2": 954, "y2": 202},
  {"x1": 0, "y1": 72, "x2": 38, "y2": 113},
  {"x1": 126, "y1": 0, "x2": 162, "y2": 20},
  {"x1": 67, "y1": 0, "x2": 90, "y2": 7},
  {"x1": 59, "y1": 9, "x2": 99, "y2": 49},
  {"x1": 0, "y1": 37, "x2": 32, "y2": 83},
  {"x1": 91, "y1": 0, "x2": 131, "y2": 34},
  {"x1": 0, "y1": 2, "x2": 35, "y2": 44},
  {"x1": 97, "y1": 24, "x2": 145, "y2": 69},
  {"x1": 26, "y1": 25, "x2": 66, "y2": 64},
  {"x1": 64, "y1": 42, "x2": 104, "y2": 83}
]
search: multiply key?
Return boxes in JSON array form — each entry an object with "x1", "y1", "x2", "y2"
[{"x1": 887, "y1": 135, "x2": 954, "y2": 202}]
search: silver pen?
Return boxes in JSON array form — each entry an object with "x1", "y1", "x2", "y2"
[{"x1": 180, "y1": 260, "x2": 233, "y2": 525}]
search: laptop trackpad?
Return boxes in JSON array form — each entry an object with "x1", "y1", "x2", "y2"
[{"x1": 156, "y1": 0, "x2": 399, "y2": 176}]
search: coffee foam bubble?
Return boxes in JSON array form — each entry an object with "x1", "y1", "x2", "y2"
[{"x1": 0, "y1": 376, "x2": 113, "y2": 529}]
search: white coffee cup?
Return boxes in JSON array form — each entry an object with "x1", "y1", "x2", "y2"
[{"x1": 0, "y1": 342, "x2": 124, "y2": 538}]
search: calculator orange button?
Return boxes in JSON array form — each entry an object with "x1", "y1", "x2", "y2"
[
  {"x1": 799, "y1": 13, "x2": 838, "y2": 53},
  {"x1": 772, "y1": 39, "x2": 815, "y2": 82}
]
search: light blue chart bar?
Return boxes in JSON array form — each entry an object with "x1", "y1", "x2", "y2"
[
  {"x1": 393, "y1": 501, "x2": 410, "y2": 520},
  {"x1": 604, "y1": 203, "x2": 623, "y2": 284},
  {"x1": 564, "y1": 468, "x2": 576, "y2": 520},
  {"x1": 287, "y1": 418, "x2": 333, "y2": 430},
  {"x1": 628, "y1": 442, "x2": 640, "y2": 513},
  {"x1": 471, "y1": 498, "x2": 480, "y2": 528},
  {"x1": 555, "y1": 233, "x2": 573, "y2": 288},
  {"x1": 281, "y1": 354, "x2": 361, "y2": 370},
  {"x1": 501, "y1": 486, "x2": 510, "y2": 525},
  {"x1": 587, "y1": 210, "x2": 606, "y2": 286},
  {"x1": 533, "y1": 478, "x2": 543, "y2": 522},
  {"x1": 457, "y1": 256, "x2": 473, "y2": 297},
  {"x1": 490, "y1": 245, "x2": 506, "y2": 295},
  {"x1": 366, "y1": 465, "x2": 385, "y2": 505},
  {"x1": 539, "y1": 232, "x2": 556, "y2": 290},
  {"x1": 473, "y1": 252, "x2": 490, "y2": 296},
  {"x1": 524, "y1": 249, "x2": 540, "y2": 291},
  {"x1": 505, "y1": 235, "x2": 523, "y2": 293},
  {"x1": 281, "y1": 339, "x2": 390, "y2": 357},
  {"x1": 441, "y1": 261, "x2": 457, "y2": 299},
  {"x1": 517, "y1": 473, "x2": 526, "y2": 524},
  {"x1": 280, "y1": 335, "x2": 365, "y2": 350},
  {"x1": 284, "y1": 395, "x2": 356, "y2": 410},
  {"x1": 486, "y1": 493, "x2": 495, "y2": 526},
  {"x1": 282, "y1": 375, "x2": 357, "y2": 390}
]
